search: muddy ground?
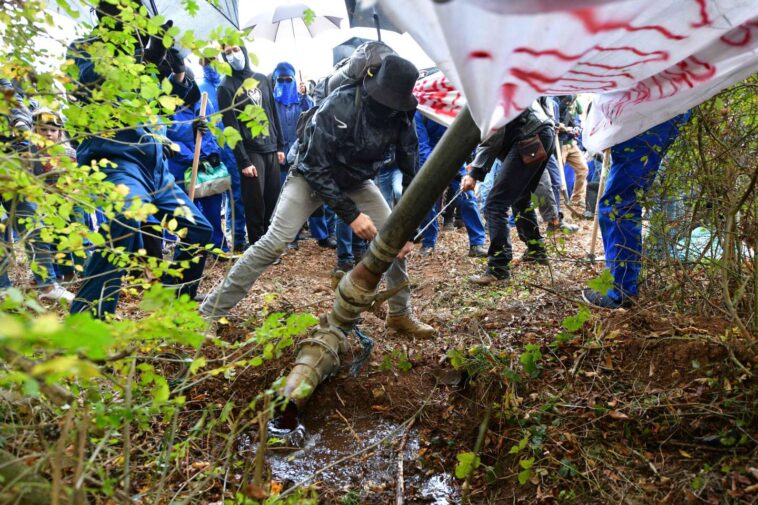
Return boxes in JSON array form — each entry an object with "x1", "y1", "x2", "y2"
[
  {"x1": 8, "y1": 216, "x2": 756, "y2": 504},
  {"x1": 158, "y1": 218, "x2": 757, "y2": 504}
]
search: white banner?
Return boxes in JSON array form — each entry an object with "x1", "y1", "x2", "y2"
[{"x1": 380, "y1": 0, "x2": 758, "y2": 150}]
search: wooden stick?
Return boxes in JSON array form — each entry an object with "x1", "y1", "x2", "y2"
[
  {"x1": 554, "y1": 137, "x2": 570, "y2": 200},
  {"x1": 187, "y1": 92, "x2": 209, "y2": 201},
  {"x1": 395, "y1": 418, "x2": 414, "y2": 505},
  {"x1": 589, "y1": 148, "x2": 611, "y2": 261}
]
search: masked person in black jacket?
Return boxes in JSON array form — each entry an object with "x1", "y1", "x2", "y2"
[
  {"x1": 218, "y1": 45, "x2": 286, "y2": 246},
  {"x1": 462, "y1": 99, "x2": 555, "y2": 284},
  {"x1": 201, "y1": 55, "x2": 435, "y2": 338}
]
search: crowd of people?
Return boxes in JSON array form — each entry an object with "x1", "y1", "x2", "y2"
[{"x1": 1, "y1": 3, "x2": 687, "y2": 328}]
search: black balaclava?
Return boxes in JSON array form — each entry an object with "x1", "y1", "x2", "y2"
[{"x1": 362, "y1": 86, "x2": 401, "y2": 126}]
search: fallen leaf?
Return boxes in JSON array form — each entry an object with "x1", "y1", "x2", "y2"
[
  {"x1": 679, "y1": 449, "x2": 693, "y2": 459},
  {"x1": 608, "y1": 410, "x2": 630, "y2": 420},
  {"x1": 243, "y1": 484, "x2": 268, "y2": 500}
]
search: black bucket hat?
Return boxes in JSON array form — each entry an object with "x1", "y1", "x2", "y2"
[{"x1": 364, "y1": 54, "x2": 419, "y2": 112}]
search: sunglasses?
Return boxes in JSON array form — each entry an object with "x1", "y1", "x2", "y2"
[{"x1": 277, "y1": 76, "x2": 293, "y2": 83}]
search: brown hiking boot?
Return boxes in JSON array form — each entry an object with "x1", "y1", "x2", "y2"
[
  {"x1": 386, "y1": 312, "x2": 436, "y2": 339},
  {"x1": 469, "y1": 268, "x2": 510, "y2": 285}
]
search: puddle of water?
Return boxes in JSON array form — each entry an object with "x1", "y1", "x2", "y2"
[{"x1": 241, "y1": 414, "x2": 458, "y2": 502}]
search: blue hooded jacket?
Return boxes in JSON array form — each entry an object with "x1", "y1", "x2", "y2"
[
  {"x1": 272, "y1": 62, "x2": 313, "y2": 161},
  {"x1": 166, "y1": 99, "x2": 222, "y2": 186},
  {"x1": 67, "y1": 36, "x2": 195, "y2": 181},
  {"x1": 199, "y1": 64, "x2": 223, "y2": 128}
]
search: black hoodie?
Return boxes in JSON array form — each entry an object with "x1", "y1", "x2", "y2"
[{"x1": 217, "y1": 47, "x2": 285, "y2": 168}]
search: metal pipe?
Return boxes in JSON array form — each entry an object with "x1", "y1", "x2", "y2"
[{"x1": 279, "y1": 106, "x2": 481, "y2": 408}]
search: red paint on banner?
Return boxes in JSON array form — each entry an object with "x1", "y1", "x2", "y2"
[
  {"x1": 515, "y1": 45, "x2": 668, "y2": 63},
  {"x1": 510, "y1": 68, "x2": 617, "y2": 93},
  {"x1": 691, "y1": 0, "x2": 711, "y2": 28},
  {"x1": 569, "y1": 69, "x2": 635, "y2": 80},
  {"x1": 500, "y1": 83, "x2": 524, "y2": 116},
  {"x1": 469, "y1": 50, "x2": 493, "y2": 59},
  {"x1": 720, "y1": 21, "x2": 758, "y2": 47},
  {"x1": 572, "y1": 8, "x2": 686, "y2": 40}
]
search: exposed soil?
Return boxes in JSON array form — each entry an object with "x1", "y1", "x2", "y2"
[
  {"x1": 157, "y1": 219, "x2": 757, "y2": 504},
  {"x1": 7, "y1": 217, "x2": 756, "y2": 504}
]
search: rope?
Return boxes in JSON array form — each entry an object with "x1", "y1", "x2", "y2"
[{"x1": 412, "y1": 187, "x2": 466, "y2": 241}]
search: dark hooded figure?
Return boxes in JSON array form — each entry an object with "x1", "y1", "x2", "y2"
[
  {"x1": 200, "y1": 54, "x2": 435, "y2": 339},
  {"x1": 217, "y1": 45, "x2": 286, "y2": 246},
  {"x1": 66, "y1": 0, "x2": 212, "y2": 317}
]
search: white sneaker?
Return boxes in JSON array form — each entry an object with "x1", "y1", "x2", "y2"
[{"x1": 40, "y1": 283, "x2": 75, "y2": 303}]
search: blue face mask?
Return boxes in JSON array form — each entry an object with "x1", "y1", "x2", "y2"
[
  {"x1": 273, "y1": 75, "x2": 299, "y2": 106},
  {"x1": 203, "y1": 64, "x2": 221, "y2": 86}
]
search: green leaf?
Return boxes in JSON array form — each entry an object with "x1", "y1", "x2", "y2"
[
  {"x1": 561, "y1": 306, "x2": 590, "y2": 332},
  {"x1": 587, "y1": 269, "x2": 614, "y2": 295},
  {"x1": 222, "y1": 126, "x2": 243, "y2": 149},
  {"x1": 189, "y1": 357, "x2": 206, "y2": 375},
  {"x1": 454, "y1": 451, "x2": 480, "y2": 479}
]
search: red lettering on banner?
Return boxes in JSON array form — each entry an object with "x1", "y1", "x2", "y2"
[
  {"x1": 569, "y1": 69, "x2": 635, "y2": 80},
  {"x1": 720, "y1": 21, "x2": 758, "y2": 47},
  {"x1": 571, "y1": 8, "x2": 686, "y2": 40},
  {"x1": 515, "y1": 45, "x2": 667, "y2": 63},
  {"x1": 500, "y1": 83, "x2": 524, "y2": 116},
  {"x1": 510, "y1": 68, "x2": 617, "y2": 93},
  {"x1": 691, "y1": 0, "x2": 711, "y2": 28}
]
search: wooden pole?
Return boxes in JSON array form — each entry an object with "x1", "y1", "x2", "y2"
[
  {"x1": 589, "y1": 148, "x2": 611, "y2": 261},
  {"x1": 187, "y1": 92, "x2": 208, "y2": 201},
  {"x1": 554, "y1": 137, "x2": 570, "y2": 200}
]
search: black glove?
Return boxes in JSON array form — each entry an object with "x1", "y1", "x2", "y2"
[
  {"x1": 207, "y1": 152, "x2": 220, "y2": 167},
  {"x1": 192, "y1": 118, "x2": 209, "y2": 139},
  {"x1": 143, "y1": 20, "x2": 173, "y2": 65},
  {"x1": 162, "y1": 140, "x2": 177, "y2": 159},
  {"x1": 165, "y1": 48, "x2": 186, "y2": 74}
]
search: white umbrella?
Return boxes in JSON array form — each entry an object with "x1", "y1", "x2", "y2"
[{"x1": 242, "y1": 1, "x2": 345, "y2": 41}]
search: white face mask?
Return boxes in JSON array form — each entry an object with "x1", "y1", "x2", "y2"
[{"x1": 227, "y1": 51, "x2": 245, "y2": 71}]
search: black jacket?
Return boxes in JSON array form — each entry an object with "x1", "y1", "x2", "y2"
[
  {"x1": 297, "y1": 84, "x2": 418, "y2": 224},
  {"x1": 469, "y1": 99, "x2": 554, "y2": 181},
  {"x1": 217, "y1": 47, "x2": 285, "y2": 167}
]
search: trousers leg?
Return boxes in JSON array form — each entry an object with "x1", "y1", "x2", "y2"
[
  {"x1": 200, "y1": 172, "x2": 321, "y2": 317},
  {"x1": 600, "y1": 115, "x2": 687, "y2": 301},
  {"x1": 221, "y1": 146, "x2": 247, "y2": 247},
  {"x1": 347, "y1": 180, "x2": 411, "y2": 316},
  {"x1": 308, "y1": 206, "x2": 329, "y2": 241},
  {"x1": 336, "y1": 217, "x2": 354, "y2": 264},
  {"x1": 420, "y1": 200, "x2": 439, "y2": 248},
  {"x1": 261, "y1": 152, "x2": 281, "y2": 235},
  {"x1": 566, "y1": 145, "x2": 589, "y2": 209},
  {"x1": 452, "y1": 178, "x2": 486, "y2": 246},
  {"x1": 12, "y1": 199, "x2": 57, "y2": 285},
  {"x1": 534, "y1": 169, "x2": 558, "y2": 223},
  {"x1": 486, "y1": 128, "x2": 553, "y2": 274},
  {"x1": 196, "y1": 193, "x2": 226, "y2": 251},
  {"x1": 71, "y1": 166, "x2": 148, "y2": 317},
  {"x1": 545, "y1": 154, "x2": 562, "y2": 212},
  {"x1": 153, "y1": 178, "x2": 213, "y2": 299}
]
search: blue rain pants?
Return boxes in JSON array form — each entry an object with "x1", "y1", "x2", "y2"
[{"x1": 599, "y1": 112, "x2": 691, "y2": 302}]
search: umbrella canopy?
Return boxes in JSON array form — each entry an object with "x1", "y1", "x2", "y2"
[
  {"x1": 344, "y1": 0, "x2": 400, "y2": 34},
  {"x1": 242, "y1": 1, "x2": 345, "y2": 40}
]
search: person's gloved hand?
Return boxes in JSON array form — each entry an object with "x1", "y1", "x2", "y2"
[
  {"x1": 192, "y1": 118, "x2": 209, "y2": 139},
  {"x1": 162, "y1": 140, "x2": 178, "y2": 159},
  {"x1": 143, "y1": 20, "x2": 173, "y2": 65},
  {"x1": 206, "y1": 152, "x2": 220, "y2": 167},
  {"x1": 166, "y1": 48, "x2": 186, "y2": 75}
]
